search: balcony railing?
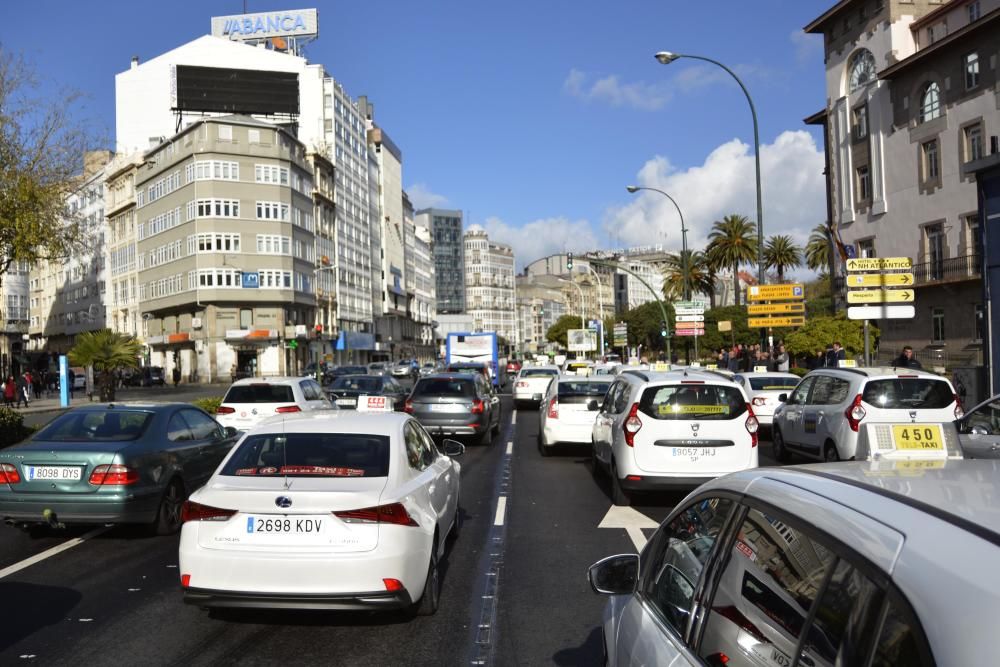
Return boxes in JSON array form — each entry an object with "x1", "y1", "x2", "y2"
[{"x1": 912, "y1": 254, "x2": 981, "y2": 285}]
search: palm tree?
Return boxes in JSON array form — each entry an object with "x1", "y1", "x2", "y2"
[
  {"x1": 68, "y1": 329, "x2": 142, "y2": 401},
  {"x1": 763, "y1": 235, "x2": 803, "y2": 282},
  {"x1": 706, "y1": 214, "x2": 758, "y2": 306},
  {"x1": 806, "y1": 224, "x2": 831, "y2": 273},
  {"x1": 662, "y1": 250, "x2": 716, "y2": 307}
]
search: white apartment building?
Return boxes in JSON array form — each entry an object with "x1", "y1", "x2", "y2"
[
  {"x1": 0, "y1": 262, "x2": 29, "y2": 378},
  {"x1": 804, "y1": 0, "x2": 998, "y2": 364},
  {"x1": 104, "y1": 153, "x2": 144, "y2": 341},
  {"x1": 613, "y1": 258, "x2": 665, "y2": 312},
  {"x1": 464, "y1": 229, "x2": 516, "y2": 342},
  {"x1": 515, "y1": 274, "x2": 568, "y2": 354},
  {"x1": 404, "y1": 193, "x2": 437, "y2": 357},
  {"x1": 28, "y1": 150, "x2": 113, "y2": 355},
  {"x1": 523, "y1": 253, "x2": 616, "y2": 322}
]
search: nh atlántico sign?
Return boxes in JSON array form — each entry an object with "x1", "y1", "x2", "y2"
[{"x1": 211, "y1": 9, "x2": 319, "y2": 41}]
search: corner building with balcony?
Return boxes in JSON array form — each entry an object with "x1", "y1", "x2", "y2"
[
  {"x1": 135, "y1": 116, "x2": 322, "y2": 380},
  {"x1": 804, "y1": 0, "x2": 998, "y2": 365},
  {"x1": 464, "y1": 229, "x2": 516, "y2": 343}
]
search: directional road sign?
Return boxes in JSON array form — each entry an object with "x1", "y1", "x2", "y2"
[
  {"x1": 846, "y1": 289, "x2": 914, "y2": 304},
  {"x1": 675, "y1": 314, "x2": 705, "y2": 322},
  {"x1": 747, "y1": 284, "x2": 804, "y2": 302},
  {"x1": 747, "y1": 302, "x2": 805, "y2": 315},
  {"x1": 846, "y1": 273, "x2": 914, "y2": 288},
  {"x1": 748, "y1": 316, "x2": 806, "y2": 328},
  {"x1": 675, "y1": 329, "x2": 705, "y2": 337},
  {"x1": 847, "y1": 305, "x2": 916, "y2": 320},
  {"x1": 674, "y1": 307, "x2": 705, "y2": 316},
  {"x1": 846, "y1": 257, "x2": 912, "y2": 272},
  {"x1": 674, "y1": 300, "x2": 708, "y2": 310},
  {"x1": 674, "y1": 321, "x2": 702, "y2": 330}
]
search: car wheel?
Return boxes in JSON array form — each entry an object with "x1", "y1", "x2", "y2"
[
  {"x1": 447, "y1": 499, "x2": 462, "y2": 543},
  {"x1": 610, "y1": 461, "x2": 631, "y2": 507},
  {"x1": 479, "y1": 426, "x2": 493, "y2": 447},
  {"x1": 150, "y1": 479, "x2": 185, "y2": 536},
  {"x1": 772, "y1": 427, "x2": 791, "y2": 464},
  {"x1": 538, "y1": 430, "x2": 551, "y2": 457},
  {"x1": 412, "y1": 544, "x2": 440, "y2": 616},
  {"x1": 491, "y1": 414, "x2": 501, "y2": 435},
  {"x1": 824, "y1": 441, "x2": 840, "y2": 462},
  {"x1": 590, "y1": 442, "x2": 604, "y2": 478}
]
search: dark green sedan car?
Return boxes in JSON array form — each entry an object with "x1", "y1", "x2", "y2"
[{"x1": 0, "y1": 403, "x2": 239, "y2": 535}]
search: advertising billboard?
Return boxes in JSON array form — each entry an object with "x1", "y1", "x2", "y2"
[
  {"x1": 211, "y1": 9, "x2": 318, "y2": 42},
  {"x1": 567, "y1": 329, "x2": 597, "y2": 352},
  {"x1": 174, "y1": 66, "x2": 299, "y2": 116}
]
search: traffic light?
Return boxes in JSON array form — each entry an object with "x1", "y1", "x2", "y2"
[
  {"x1": 566, "y1": 252, "x2": 573, "y2": 270},
  {"x1": 661, "y1": 320, "x2": 668, "y2": 338},
  {"x1": 314, "y1": 323, "x2": 323, "y2": 339}
]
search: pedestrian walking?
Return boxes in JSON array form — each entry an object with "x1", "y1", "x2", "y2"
[
  {"x1": 826, "y1": 341, "x2": 846, "y2": 367},
  {"x1": 15, "y1": 373, "x2": 29, "y2": 408},
  {"x1": 2, "y1": 376, "x2": 15, "y2": 408},
  {"x1": 892, "y1": 345, "x2": 923, "y2": 370},
  {"x1": 68, "y1": 368, "x2": 76, "y2": 398},
  {"x1": 172, "y1": 366, "x2": 181, "y2": 387}
]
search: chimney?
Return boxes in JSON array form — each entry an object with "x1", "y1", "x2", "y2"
[{"x1": 131, "y1": 56, "x2": 139, "y2": 69}]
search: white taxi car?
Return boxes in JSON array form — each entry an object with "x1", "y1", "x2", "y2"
[
  {"x1": 215, "y1": 377, "x2": 335, "y2": 432},
  {"x1": 178, "y1": 412, "x2": 463, "y2": 615},
  {"x1": 592, "y1": 370, "x2": 758, "y2": 505},
  {"x1": 537, "y1": 376, "x2": 614, "y2": 456},
  {"x1": 512, "y1": 365, "x2": 560, "y2": 408},
  {"x1": 731, "y1": 372, "x2": 801, "y2": 428}
]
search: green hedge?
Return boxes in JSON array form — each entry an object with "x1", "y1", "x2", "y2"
[
  {"x1": 0, "y1": 407, "x2": 35, "y2": 447},
  {"x1": 192, "y1": 396, "x2": 224, "y2": 415}
]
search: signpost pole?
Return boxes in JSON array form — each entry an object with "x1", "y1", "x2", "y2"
[{"x1": 863, "y1": 319, "x2": 871, "y2": 367}]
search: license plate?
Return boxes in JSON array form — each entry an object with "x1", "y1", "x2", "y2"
[
  {"x1": 245, "y1": 515, "x2": 327, "y2": 535},
  {"x1": 336, "y1": 399, "x2": 357, "y2": 407},
  {"x1": 428, "y1": 404, "x2": 460, "y2": 412},
  {"x1": 25, "y1": 465, "x2": 82, "y2": 481},
  {"x1": 671, "y1": 447, "x2": 717, "y2": 458},
  {"x1": 891, "y1": 424, "x2": 944, "y2": 451}
]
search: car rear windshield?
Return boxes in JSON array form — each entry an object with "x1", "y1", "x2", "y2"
[
  {"x1": 558, "y1": 381, "x2": 611, "y2": 403},
  {"x1": 861, "y1": 378, "x2": 954, "y2": 409},
  {"x1": 331, "y1": 376, "x2": 382, "y2": 392},
  {"x1": 33, "y1": 410, "x2": 154, "y2": 442},
  {"x1": 521, "y1": 369, "x2": 557, "y2": 378},
  {"x1": 412, "y1": 378, "x2": 476, "y2": 398},
  {"x1": 748, "y1": 377, "x2": 800, "y2": 391},
  {"x1": 338, "y1": 366, "x2": 368, "y2": 375},
  {"x1": 221, "y1": 433, "x2": 390, "y2": 477},
  {"x1": 640, "y1": 384, "x2": 747, "y2": 420},
  {"x1": 223, "y1": 384, "x2": 295, "y2": 403}
]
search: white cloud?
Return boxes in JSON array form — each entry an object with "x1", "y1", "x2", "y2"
[
  {"x1": 406, "y1": 183, "x2": 449, "y2": 210},
  {"x1": 604, "y1": 130, "x2": 826, "y2": 254},
  {"x1": 562, "y1": 68, "x2": 671, "y2": 111},
  {"x1": 478, "y1": 215, "x2": 600, "y2": 270},
  {"x1": 790, "y1": 29, "x2": 823, "y2": 65}
]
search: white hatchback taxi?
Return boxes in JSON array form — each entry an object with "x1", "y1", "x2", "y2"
[
  {"x1": 537, "y1": 375, "x2": 614, "y2": 456},
  {"x1": 731, "y1": 372, "x2": 801, "y2": 428},
  {"x1": 512, "y1": 365, "x2": 560, "y2": 408},
  {"x1": 178, "y1": 412, "x2": 463, "y2": 615},
  {"x1": 215, "y1": 377, "x2": 335, "y2": 432}
]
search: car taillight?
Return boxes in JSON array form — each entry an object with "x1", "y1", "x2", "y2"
[
  {"x1": 623, "y1": 402, "x2": 642, "y2": 447},
  {"x1": 745, "y1": 404, "x2": 759, "y2": 447},
  {"x1": 0, "y1": 463, "x2": 21, "y2": 484},
  {"x1": 516, "y1": 381, "x2": 528, "y2": 388},
  {"x1": 89, "y1": 464, "x2": 139, "y2": 486},
  {"x1": 470, "y1": 399, "x2": 485, "y2": 414},
  {"x1": 752, "y1": 397, "x2": 766, "y2": 406},
  {"x1": 404, "y1": 399, "x2": 414, "y2": 414},
  {"x1": 845, "y1": 394, "x2": 866, "y2": 432},
  {"x1": 383, "y1": 578, "x2": 405, "y2": 592},
  {"x1": 215, "y1": 406, "x2": 235, "y2": 414},
  {"x1": 334, "y1": 502, "x2": 419, "y2": 527},
  {"x1": 180, "y1": 574, "x2": 191, "y2": 588},
  {"x1": 180, "y1": 500, "x2": 237, "y2": 523},
  {"x1": 954, "y1": 394, "x2": 964, "y2": 419},
  {"x1": 275, "y1": 405, "x2": 301, "y2": 413},
  {"x1": 547, "y1": 397, "x2": 559, "y2": 419}
]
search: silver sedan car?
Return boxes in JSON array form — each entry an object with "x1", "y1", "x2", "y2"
[{"x1": 589, "y1": 460, "x2": 1000, "y2": 666}]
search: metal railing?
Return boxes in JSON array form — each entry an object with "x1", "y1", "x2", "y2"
[{"x1": 912, "y1": 254, "x2": 981, "y2": 285}]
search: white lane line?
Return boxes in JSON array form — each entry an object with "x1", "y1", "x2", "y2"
[
  {"x1": 0, "y1": 526, "x2": 109, "y2": 580},
  {"x1": 493, "y1": 496, "x2": 508, "y2": 526},
  {"x1": 506, "y1": 442, "x2": 513, "y2": 454},
  {"x1": 511, "y1": 412, "x2": 517, "y2": 425}
]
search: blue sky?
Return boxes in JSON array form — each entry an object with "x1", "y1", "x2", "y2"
[{"x1": 4, "y1": 0, "x2": 834, "y2": 270}]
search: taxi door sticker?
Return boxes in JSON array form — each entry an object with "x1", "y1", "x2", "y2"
[
  {"x1": 658, "y1": 404, "x2": 730, "y2": 416},
  {"x1": 804, "y1": 413, "x2": 818, "y2": 434}
]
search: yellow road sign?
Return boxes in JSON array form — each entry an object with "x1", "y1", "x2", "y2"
[
  {"x1": 846, "y1": 273, "x2": 914, "y2": 287},
  {"x1": 846, "y1": 257, "x2": 912, "y2": 272},
  {"x1": 747, "y1": 284, "x2": 804, "y2": 302},
  {"x1": 747, "y1": 316, "x2": 805, "y2": 328},
  {"x1": 846, "y1": 289, "x2": 914, "y2": 304},
  {"x1": 747, "y1": 302, "x2": 805, "y2": 315}
]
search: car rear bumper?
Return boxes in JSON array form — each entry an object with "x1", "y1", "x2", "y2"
[
  {"x1": 542, "y1": 422, "x2": 594, "y2": 446},
  {"x1": 513, "y1": 390, "x2": 544, "y2": 403},
  {"x1": 619, "y1": 475, "x2": 723, "y2": 491},
  {"x1": 419, "y1": 422, "x2": 486, "y2": 437},
  {"x1": 183, "y1": 587, "x2": 413, "y2": 610},
  {"x1": 0, "y1": 492, "x2": 161, "y2": 525}
]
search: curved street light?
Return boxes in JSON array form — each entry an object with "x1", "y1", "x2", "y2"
[
  {"x1": 626, "y1": 185, "x2": 690, "y2": 302},
  {"x1": 654, "y1": 51, "x2": 764, "y2": 309}
]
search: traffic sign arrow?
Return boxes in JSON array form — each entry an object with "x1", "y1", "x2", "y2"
[
  {"x1": 846, "y1": 257, "x2": 912, "y2": 272},
  {"x1": 598, "y1": 505, "x2": 659, "y2": 550},
  {"x1": 846, "y1": 273, "x2": 915, "y2": 288},
  {"x1": 846, "y1": 289, "x2": 914, "y2": 304},
  {"x1": 747, "y1": 284, "x2": 805, "y2": 302}
]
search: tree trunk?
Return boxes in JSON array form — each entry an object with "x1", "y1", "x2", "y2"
[
  {"x1": 99, "y1": 371, "x2": 115, "y2": 402},
  {"x1": 733, "y1": 263, "x2": 740, "y2": 306}
]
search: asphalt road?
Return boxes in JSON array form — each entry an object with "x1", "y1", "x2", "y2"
[{"x1": 0, "y1": 394, "x2": 778, "y2": 666}]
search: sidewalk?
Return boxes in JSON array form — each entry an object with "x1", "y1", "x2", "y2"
[{"x1": 5, "y1": 384, "x2": 227, "y2": 417}]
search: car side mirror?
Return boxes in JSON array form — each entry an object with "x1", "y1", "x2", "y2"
[
  {"x1": 224, "y1": 426, "x2": 239, "y2": 439},
  {"x1": 441, "y1": 439, "x2": 465, "y2": 457},
  {"x1": 588, "y1": 554, "x2": 639, "y2": 595},
  {"x1": 587, "y1": 399, "x2": 600, "y2": 411},
  {"x1": 778, "y1": 393, "x2": 788, "y2": 403}
]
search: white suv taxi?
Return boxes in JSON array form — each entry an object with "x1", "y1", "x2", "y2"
[
  {"x1": 591, "y1": 370, "x2": 759, "y2": 505},
  {"x1": 771, "y1": 367, "x2": 962, "y2": 463}
]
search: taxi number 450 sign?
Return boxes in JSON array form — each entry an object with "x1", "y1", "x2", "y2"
[{"x1": 891, "y1": 424, "x2": 943, "y2": 451}]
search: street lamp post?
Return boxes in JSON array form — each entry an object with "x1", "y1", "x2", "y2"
[
  {"x1": 655, "y1": 50, "x2": 766, "y2": 347},
  {"x1": 558, "y1": 277, "x2": 587, "y2": 356},
  {"x1": 581, "y1": 263, "x2": 607, "y2": 356}
]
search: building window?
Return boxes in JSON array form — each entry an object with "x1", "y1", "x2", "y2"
[
  {"x1": 856, "y1": 165, "x2": 872, "y2": 201},
  {"x1": 932, "y1": 307, "x2": 945, "y2": 343},
  {"x1": 965, "y1": 123, "x2": 984, "y2": 162},
  {"x1": 922, "y1": 139, "x2": 940, "y2": 181},
  {"x1": 965, "y1": 52, "x2": 980, "y2": 89},
  {"x1": 969, "y1": 1, "x2": 981, "y2": 21},
  {"x1": 852, "y1": 105, "x2": 868, "y2": 140},
  {"x1": 848, "y1": 50, "x2": 876, "y2": 92},
  {"x1": 926, "y1": 223, "x2": 945, "y2": 280},
  {"x1": 858, "y1": 238, "x2": 876, "y2": 259},
  {"x1": 975, "y1": 304, "x2": 985, "y2": 342},
  {"x1": 926, "y1": 26, "x2": 935, "y2": 44},
  {"x1": 218, "y1": 125, "x2": 233, "y2": 141},
  {"x1": 967, "y1": 214, "x2": 982, "y2": 259},
  {"x1": 919, "y1": 83, "x2": 941, "y2": 122}
]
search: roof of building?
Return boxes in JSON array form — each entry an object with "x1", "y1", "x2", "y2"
[
  {"x1": 803, "y1": 0, "x2": 858, "y2": 34},
  {"x1": 880, "y1": 7, "x2": 1000, "y2": 79}
]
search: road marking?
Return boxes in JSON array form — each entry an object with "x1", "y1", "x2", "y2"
[
  {"x1": 493, "y1": 496, "x2": 507, "y2": 526},
  {"x1": 598, "y1": 506, "x2": 659, "y2": 551},
  {"x1": 511, "y1": 412, "x2": 517, "y2": 425},
  {"x1": 506, "y1": 442, "x2": 513, "y2": 454},
  {"x1": 0, "y1": 526, "x2": 109, "y2": 580}
]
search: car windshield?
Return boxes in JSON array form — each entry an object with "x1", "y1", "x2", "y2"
[
  {"x1": 412, "y1": 378, "x2": 475, "y2": 398},
  {"x1": 640, "y1": 384, "x2": 748, "y2": 420},
  {"x1": 369, "y1": 363, "x2": 387, "y2": 370},
  {"x1": 221, "y1": 433, "x2": 390, "y2": 477},
  {"x1": 521, "y1": 369, "x2": 557, "y2": 378},
  {"x1": 861, "y1": 378, "x2": 954, "y2": 409},
  {"x1": 558, "y1": 381, "x2": 611, "y2": 402},
  {"x1": 748, "y1": 377, "x2": 800, "y2": 391},
  {"x1": 224, "y1": 384, "x2": 295, "y2": 403},
  {"x1": 331, "y1": 376, "x2": 382, "y2": 392},
  {"x1": 337, "y1": 366, "x2": 368, "y2": 375},
  {"x1": 33, "y1": 410, "x2": 154, "y2": 442}
]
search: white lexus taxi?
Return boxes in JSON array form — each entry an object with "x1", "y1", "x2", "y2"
[{"x1": 178, "y1": 412, "x2": 463, "y2": 616}]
